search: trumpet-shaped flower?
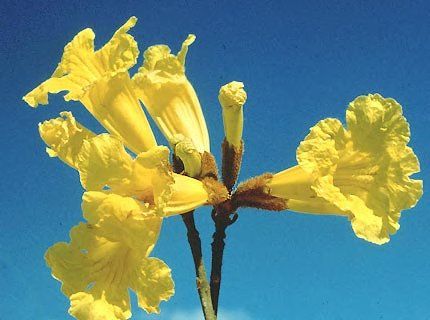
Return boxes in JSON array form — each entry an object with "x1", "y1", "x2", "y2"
[
  {"x1": 45, "y1": 192, "x2": 174, "y2": 319},
  {"x1": 266, "y1": 94, "x2": 423, "y2": 244},
  {"x1": 23, "y1": 17, "x2": 157, "y2": 154},
  {"x1": 133, "y1": 35, "x2": 210, "y2": 153},
  {"x1": 39, "y1": 112, "x2": 211, "y2": 216}
]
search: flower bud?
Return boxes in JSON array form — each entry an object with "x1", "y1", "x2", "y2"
[
  {"x1": 171, "y1": 134, "x2": 202, "y2": 178},
  {"x1": 218, "y1": 81, "x2": 247, "y2": 148}
]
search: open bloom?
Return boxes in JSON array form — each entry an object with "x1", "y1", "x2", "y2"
[
  {"x1": 46, "y1": 192, "x2": 174, "y2": 319},
  {"x1": 39, "y1": 112, "x2": 211, "y2": 216},
  {"x1": 133, "y1": 35, "x2": 210, "y2": 153},
  {"x1": 23, "y1": 17, "x2": 156, "y2": 154},
  {"x1": 40, "y1": 112, "x2": 219, "y2": 319},
  {"x1": 265, "y1": 94, "x2": 423, "y2": 244}
]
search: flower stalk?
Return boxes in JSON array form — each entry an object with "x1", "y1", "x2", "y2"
[
  {"x1": 182, "y1": 212, "x2": 216, "y2": 320},
  {"x1": 210, "y1": 204, "x2": 238, "y2": 315}
]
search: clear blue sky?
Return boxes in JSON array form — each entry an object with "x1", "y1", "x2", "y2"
[{"x1": 1, "y1": 0, "x2": 429, "y2": 319}]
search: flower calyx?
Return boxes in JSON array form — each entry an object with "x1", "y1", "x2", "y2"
[{"x1": 232, "y1": 173, "x2": 289, "y2": 211}]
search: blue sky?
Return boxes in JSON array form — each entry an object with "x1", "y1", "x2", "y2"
[{"x1": 1, "y1": 0, "x2": 429, "y2": 319}]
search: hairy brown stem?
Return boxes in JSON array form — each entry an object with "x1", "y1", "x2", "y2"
[{"x1": 182, "y1": 212, "x2": 216, "y2": 320}]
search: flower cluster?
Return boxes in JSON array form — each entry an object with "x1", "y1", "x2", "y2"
[
  {"x1": 24, "y1": 17, "x2": 225, "y2": 319},
  {"x1": 24, "y1": 16, "x2": 422, "y2": 320}
]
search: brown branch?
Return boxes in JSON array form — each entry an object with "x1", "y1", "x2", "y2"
[
  {"x1": 210, "y1": 205, "x2": 238, "y2": 315},
  {"x1": 182, "y1": 211, "x2": 216, "y2": 320}
]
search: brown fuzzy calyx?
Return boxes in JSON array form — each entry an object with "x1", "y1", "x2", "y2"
[
  {"x1": 200, "y1": 151, "x2": 219, "y2": 180},
  {"x1": 232, "y1": 173, "x2": 288, "y2": 211},
  {"x1": 222, "y1": 139, "x2": 243, "y2": 192},
  {"x1": 202, "y1": 177, "x2": 229, "y2": 205}
]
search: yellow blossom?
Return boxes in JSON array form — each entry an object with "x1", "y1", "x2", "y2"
[
  {"x1": 133, "y1": 35, "x2": 210, "y2": 153},
  {"x1": 45, "y1": 192, "x2": 174, "y2": 319},
  {"x1": 23, "y1": 17, "x2": 157, "y2": 154},
  {"x1": 266, "y1": 94, "x2": 423, "y2": 244},
  {"x1": 218, "y1": 81, "x2": 247, "y2": 148},
  {"x1": 39, "y1": 112, "x2": 210, "y2": 216}
]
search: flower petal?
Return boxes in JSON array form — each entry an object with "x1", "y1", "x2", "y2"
[
  {"x1": 349, "y1": 196, "x2": 389, "y2": 245},
  {"x1": 69, "y1": 290, "x2": 131, "y2": 320},
  {"x1": 45, "y1": 238, "x2": 90, "y2": 297},
  {"x1": 81, "y1": 191, "x2": 161, "y2": 255},
  {"x1": 297, "y1": 118, "x2": 347, "y2": 176},
  {"x1": 76, "y1": 134, "x2": 133, "y2": 191},
  {"x1": 39, "y1": 112, "x2": 95, "y2": 168},
  {"x1": 346, "y1": 94, "x2": 410, "y2": 153},
  {"x1": 131, "y1": 257, "x2": 174, "y2": 314},
  {"x1": 386, "y1": 146, "x2": 423, "y2": 212}
]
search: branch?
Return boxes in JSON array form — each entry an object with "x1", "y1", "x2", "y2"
[
  {"x1": 208, "y1": 139, "x2": 243, "y2": 315},
  {"x1": 182, "y1": 211, "x2": 216, "y2": 320},
  {"x1": 210, "y1": 207, "x2": 238, "y2": 315}
]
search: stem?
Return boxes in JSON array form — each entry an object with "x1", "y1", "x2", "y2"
[
  {"x1": 210, "y1": 205, "x2": 237, "y2": 315},
  {"x1": 182, "y1": 211, "x2": 216, "y2": 320},
  {"x1": 210, "y1": 211, "x2": 228, "y2": 315}
]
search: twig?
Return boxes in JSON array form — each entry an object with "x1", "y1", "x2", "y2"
[
  {"x1": 182, "y1": 211, "x2": 216, "y2": 320},
  {"x1": 210, "y1": 206, "x2": 238, "y2": 315}
]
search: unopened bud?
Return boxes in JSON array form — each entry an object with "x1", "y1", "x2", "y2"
[
  {"x1": 218, "y1": 81, "x2": 247, "y2": 148},
  {"x1": 171, "y1": 134, "x2": 202, "y2": 178}
]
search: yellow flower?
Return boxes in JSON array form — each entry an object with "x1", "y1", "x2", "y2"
[
  {"x1": 45, "y1": 192, "x2": 174, "y2": 319},
  {"x1": 133, "y1": 35, "x2": 210, "y2": 153},
  {"x1": 266, "y1": 94, "x2": 423, "y2": 244},
  {"x1": 39, "y1": 112, "x2": 210, "y2": 216},
  {"x1": 23, "y1": 17, "x2": 157, "y2": 154},
  {"x1": 218, "y1": 81, "x2": 247, "y2": 148}
]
